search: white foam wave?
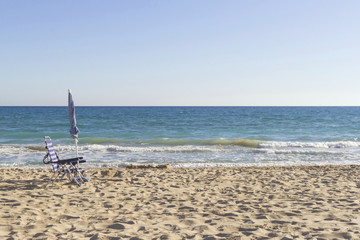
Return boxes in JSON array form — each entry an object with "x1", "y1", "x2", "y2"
[
  {"x1": 172, "y1": 161, "x2": 360, "y2": 168},
  {"x1": 2, "y1": 140, "x2": 360, "y2": 168},
  {"x1": 258, "y1": 141, "x2": 360, "y2": 149},
  {"x1": 0, "y1": 144, "x2": 227, "y2": 159},
  {"x1": 254, "y1": 148, "x2": 332, "y2": 155},
  {"x1": 57, "y1": 144, "x2": 225, "y2": 153}
]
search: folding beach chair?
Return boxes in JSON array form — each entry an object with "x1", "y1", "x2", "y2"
[{"x1": 43, "y1": 136, "x2": 89, "y2": 186}]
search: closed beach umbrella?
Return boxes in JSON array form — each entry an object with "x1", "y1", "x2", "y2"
[{"x1": 68, "y1": 89, "x2": 80, "y2": 157}]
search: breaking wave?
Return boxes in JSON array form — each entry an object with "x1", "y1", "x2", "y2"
[
  {"x1": 80, "y1": 137, "x2": 261, "y2": 148},
  {"x1": 2, "y1": 139, "x2": 360, "y2": 156},
  {"x1": 1, "y1": 139, "x2": 360, "y2": 168},
  {"x1": 258, "y1": 141, "x2": 360, "y2": 149}
]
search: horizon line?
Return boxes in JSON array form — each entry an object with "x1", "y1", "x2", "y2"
[{"x1": 1, "y1": 105, "x2": 360, "y2": 107}]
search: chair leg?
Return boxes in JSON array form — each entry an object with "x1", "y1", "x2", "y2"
[
  {"x1": 59, "y1": 169, "x2": 67, "y2": 179},
  {"x1": 81, "y1": 170, "x2": 90, "y2": 182},
  {"x1": 47, "y1": 170, "x2": 60, "y2": 186},
  {"x1": 71, "y1": 163, "x2": 90, "y2": 184},
  {"x1": 73, "y1": 172, "x2": 82, "y2": 186},
  {"x1": 65, "y1": 165, "x2": 82, "y2": 186},
  {"x1": 82, "y1": 172, "x2": 90, "y2": 182},
  {"x1": 74, "y1": 168, "x2": 84, "y2": 185},
  {"x1": 75, "y1": 167, "x2": 90, "y2": 183}
]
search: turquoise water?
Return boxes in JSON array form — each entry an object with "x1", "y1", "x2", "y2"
[{"x1": 1, "y1": 106, "x2": 360, "y2": 168}]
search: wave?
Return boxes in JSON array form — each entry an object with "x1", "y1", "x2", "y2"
[
  {"x1": 80, "y1": 137, "x2": 261, "y2": 148},
  {"x1": 26, "y1": 146, "x2": 45, "y2": 151},
  {"x1": 73, "y1": 138, "x2": 360, "y2": 149},
  {"x1": 2, "y1": 139, "x2": 360, "y2": 154},
  {"x1": 81, "y1": 137, "x2": 127, "y2": 144},
  {"x1": 258, "y1": 141, "x2": 360, "y2": 149},
  {"x1": 0, "y1": 144, "x2": 225, "y2": 155},
  {"x1": 2, "y1": 139, "x2": 360, "y2": 168}
]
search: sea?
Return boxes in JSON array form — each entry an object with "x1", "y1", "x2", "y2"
[{"x1": 1, "y1": 106, "x2": 360, "y2": 168}]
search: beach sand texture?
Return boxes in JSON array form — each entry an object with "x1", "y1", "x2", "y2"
[{"x1": 1, "y1": 165, "x2": 360, "y2": 239}]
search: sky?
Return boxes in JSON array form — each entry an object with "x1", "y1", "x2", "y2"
[{"x1": 1, "y1": 0, "x2": 359, "y2": 106}]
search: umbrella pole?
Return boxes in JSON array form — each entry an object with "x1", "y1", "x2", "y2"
[
  {"x1": 75, "y1": 138, "x2": 79, "y2": 157},
  {"x1": 75, "y1": 138, "x2": 79, "y2": 166}
]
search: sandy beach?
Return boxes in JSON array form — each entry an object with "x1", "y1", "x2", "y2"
[{"x1": 1, "y1": 165, "x2": 360, "y2": 239}]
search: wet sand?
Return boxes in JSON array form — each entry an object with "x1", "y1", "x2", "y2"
[{"x1": 1, "y1": 165, "x2": 360, "y2": 239}]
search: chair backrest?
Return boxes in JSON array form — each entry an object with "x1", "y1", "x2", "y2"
[{"x1": 44, "y1": 136, "x2": 59, "y2": 171}]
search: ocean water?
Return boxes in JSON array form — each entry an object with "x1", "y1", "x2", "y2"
[{"x1": 1, "y1": 106, "x2": 360, "y2": 168}]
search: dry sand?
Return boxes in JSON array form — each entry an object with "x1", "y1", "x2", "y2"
[{"x1": 1, "y1": 165, "x2": 360, "y2": 240}]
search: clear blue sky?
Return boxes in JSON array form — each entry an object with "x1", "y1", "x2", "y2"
[{"x1": 1, "y1": 0, "x2": 359, "y2": 106}]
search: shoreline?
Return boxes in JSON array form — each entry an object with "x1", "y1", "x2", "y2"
[
  {"x1": 1, "y1": 165, "x2": 360, "y2": 239},
  {"x1": 1, "y1": 162, "x2": 360, "y2": 170}
]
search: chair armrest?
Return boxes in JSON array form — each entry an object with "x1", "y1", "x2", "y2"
[{"x1": 57, "y1": 157, "x2": 85, "y2": 164}]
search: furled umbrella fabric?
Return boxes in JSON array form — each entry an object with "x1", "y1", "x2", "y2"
[
  {"x1": 68, "y1": 89, "x2": 80, "y2": 158},
  {"x1": 68, "y1": 89, "x2": 79, "y2": 139}
]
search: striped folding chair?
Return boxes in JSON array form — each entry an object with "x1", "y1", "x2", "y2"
[{"x1": 43, "y1": 136, "x2": 88, "y2": 186}]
